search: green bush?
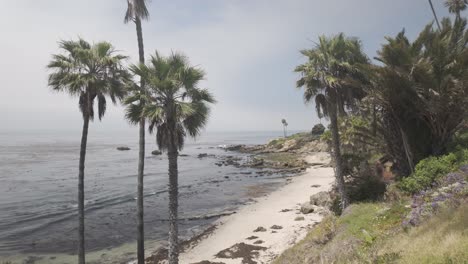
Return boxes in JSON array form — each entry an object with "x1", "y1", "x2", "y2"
[
  {"x1": 399, "y1": 149, "x2": 468, "y2": 193},
  {"x1": 311, "y1": 123, "x2": 326, "y2": 136}
]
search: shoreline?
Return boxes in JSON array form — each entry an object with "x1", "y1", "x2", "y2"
[{"x1": 175, "y1": 152, "x2": 334, "y2": 264}]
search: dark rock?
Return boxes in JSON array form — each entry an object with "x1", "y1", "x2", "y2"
[
  {"x1": 311, "y1": 184, "x2": 321, "y2": 188},
  {"x1": 270, "y1": 225, "x2": 283, "y2": 230},
  {"x1": 198, "y1": 153, "x2": 209, "y2": 158},
  {"x1": 253, "y1": 240, "x2": 264, "y2": 244},
  {"x1": 294, "y1": 216, "x2": 305, "y2": 221},
  {"x1": 151, "y1": 150, "x2": 162, "y2": 155},
  {"x1": 253, "y1": 226, "x2": 267, "y2": 232},
  {"x1": 246, "y1": 236, "x2": 258, "y2": 240},
  {"x1": 117, "y1": 146, "x2": 130, "y2": 151},
  {"x1": 280, "y1": 209, "x2": 291, "y2": 213}
]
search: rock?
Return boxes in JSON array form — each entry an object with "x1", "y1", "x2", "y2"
[
  {"x1": 280, "y1": 209, "x2": 291, "y2": 213},
  {"x1": 117, "y1": 147, "x2": 130, "y2": 151},
  {"x1": 248, "y1": 158, "x2": 264, "y2": 167},
  {"x1": 198, "y1": 153, "x2": 209, "y2": 158},
  {"x1": 253, "y1": 226, "x2": 267, "y2": 232},
  {"x1": 295, "y1": 216, "x2": 305, "y2": 221},
  {"x1": 225, "y1": 144, "x2": 245, "y2": 151},
  {"x1": 270, "y1": 225, "x2": 283, "y2": 230},
  {"x1": 151, "y1": 150, "x2": 162, "y2": 155},
  {"x1": 246, "y1": 236, "x2": 258, "y2": 240},
  {"x1": 300, "y1": 202, "x2": 320, "y2": 214},
  {"x1": 179, "y1": 154, "x2": 189, "y2": 157},
  {"x1": 253, "y1": 240, "x2": 264, "y2": 244},
  {"x1": 311, "y1": 184, "x2": 321, "y2": 188},
  {"x1": 310, "y1": 191, "x2": 331, "y2": 207}
]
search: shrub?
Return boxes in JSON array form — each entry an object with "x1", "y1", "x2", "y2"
[
  {"x1": 399, "y1": 149, "x2": 468, "y2": 193},
  {"x1": 311, "y1": 123, "x2": 326, "y2": 136}
]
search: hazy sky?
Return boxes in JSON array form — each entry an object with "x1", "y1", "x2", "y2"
[{"x1": 0, "y1": 0, "x2": 451, "y2": 132}]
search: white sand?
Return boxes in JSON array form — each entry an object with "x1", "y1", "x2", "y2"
[{"x1": 179, "y1": 152, "x2": 335, "y2": 264}]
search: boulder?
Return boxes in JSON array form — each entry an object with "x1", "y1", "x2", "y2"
[
  {"x1": 151, "y1": 150, "x2": 162, "y2": 155},
  {"x1": 198, "y1": 153, "x2": 208, "y2": 158},
  {"x1": 294, "y1": 216, "x2": 305, "y2": 221},
  {"x1": 117, "y1": 147, "x2": 130, "y2": 151},
  {"x1": 300, "y1": 202, "x2": 319, "y2": 214},
  {"x1": 310, "y1": 191, "x2": 331, "y2": 207}
]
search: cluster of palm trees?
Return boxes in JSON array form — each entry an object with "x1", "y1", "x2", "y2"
[
  {"x1": 47, "y1": 1, "x2": 214, "y2": 264},
  {"x1": 295, "y1": 0, "x2": 467, "y2": 210}
]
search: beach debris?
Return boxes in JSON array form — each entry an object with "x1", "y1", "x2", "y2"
[
  {"x1": 295, "y1": 216, "x2": 305, "y2": 221},
  {"x1": 116, "y1": 146, "x2": 130, "y2": 151},
  {"x1": 270, "y1": 225, "x2": 283, "y2": 230},
  {"x1": 253, "y1": 226, "x2": 267, "y2": 232},
  {"x1": 215, "y1": 243, "x2": 266, "y2": 264},
  {"x1": 253, "y1": 240, "x2": 264, "y2": 244},
  {"x1": 246, "y1": 236, "x2": 258, "y2": 240},
  {"x1": 310, "y1": 191, "x2": 331, "y2": 207},
  {"x1": 151, "y1": 150, "x2": 162, "y2": 155}
]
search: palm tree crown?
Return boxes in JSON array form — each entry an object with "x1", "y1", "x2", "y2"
[
  {"x1": 48, "y1": 39, "x2": 129, "y2": 119},
  {"x1": 124, "y1": 0, "x2": 149, "y2": 23},
  {"x1": 445, "y1": 0, "x2": 467, "y2": 16},
  {"x1": 295, "y1": 33, "x2": 368, "y2": 118},
  {"x1": 127, "y1": 51, "x2": 215, "y2": 150}
]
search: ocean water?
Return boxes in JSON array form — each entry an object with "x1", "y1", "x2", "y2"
[{"x1": 0, "y1": 130, "x2": 299, "y2": 263}]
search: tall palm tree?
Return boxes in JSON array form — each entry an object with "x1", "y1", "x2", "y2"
[
  {"x1": 281, "y1": 119, "x2": 288, "y2": 137},
  {"x1": 124, "y1": 1, "x2": 149, "y2": 263},
  {"x1": 47, "y1": 39, "x2": 128, "y2": 264},
  {"x1": 445, "y1": 0, "x2": 468, "y2": 19},
  {"x1": 428, "y1": 0, "x2": 442, "y2": 30},
  {"x1": 128, "y1": 51, "x2": 215, "y2": 264},
  {"x1": 295, "y1": 33, "x2": 369, "y2": 210}
]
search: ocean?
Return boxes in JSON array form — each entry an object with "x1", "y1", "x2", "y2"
[{"x1": 0, "y1": 130, "x2": 300, "y2": 263}]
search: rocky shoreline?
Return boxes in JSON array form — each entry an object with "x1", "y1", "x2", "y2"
[{"x1": 141, "y1": 133, "x2": 331, "y2": 264}]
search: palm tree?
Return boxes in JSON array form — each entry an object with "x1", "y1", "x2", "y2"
[
  {"x1": 445, "y1": 0, "x2": 468, "y2": 20},
  {"x1": 295, "y1": 33, "x2": 369, "y2": 210},
  {"x1": 281, "y1": 119, "x2": 288, "y2": 137},
  {"x1": 47, "y1": 39, "x2": 128, "y2": 264},
  {"x1": 128, "y1": 51, "x2": 215, "y2": 264},
  {"x1": 124, "y1": 1, "x2": 149, "y2": 263},
  {"x1": 428, "y1": 0, "x2": 442, "y2": 30}
]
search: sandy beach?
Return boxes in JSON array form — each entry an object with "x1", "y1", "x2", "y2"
[{"x1": 179, "y1": 152, "x2": 334, "y2": 264}]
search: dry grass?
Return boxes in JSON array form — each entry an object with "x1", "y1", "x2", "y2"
[{"x1": 273, "y1": 202, "x2": 467, "y2": 264}]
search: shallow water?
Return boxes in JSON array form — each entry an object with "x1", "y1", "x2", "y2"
[{"x1": 0, "y1": 130, "x2": 297, "y2": 263}]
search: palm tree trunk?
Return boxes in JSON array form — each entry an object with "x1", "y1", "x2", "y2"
[
  {"x1": 78, "y1": 99, "x2": 90, "y2": 264},
  {"x1": 329, "y1": 102, "x2": 349, "y2": 210},
  {"x1": 428, "y1": 0, "x2": 442, "y2": 30},
  {"x1": 167, "y1": 144, "x2": 179, "y2": 264},
  {"x1": 135, "y1": 16, "x2": 146, "y2": 264}
]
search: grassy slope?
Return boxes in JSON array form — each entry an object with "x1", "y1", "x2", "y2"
[{"x1": 274, "y1": 201, "x2": 468, "y2": 264}]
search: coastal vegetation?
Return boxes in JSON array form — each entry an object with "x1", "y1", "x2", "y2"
[
  {"x1": 47, "y1": 39, "x2": 129, "y2": 264},
  {"x1": 275, "y1": 1, "x2": 468, "y2": 262},
  {"x1": 123, "y1": 1, "x2": 150, "y2": 263}
]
